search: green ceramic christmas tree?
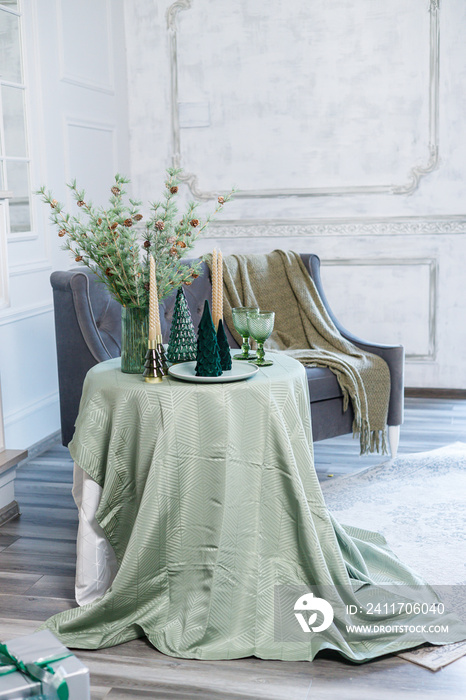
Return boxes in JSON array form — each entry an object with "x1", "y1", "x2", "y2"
[
  {"x1": 167, "y1": 287, "x2": 197, "y2": 363},
  {"x1": 195, "y1": 300, "x2": 223, "y2": 377},
  {"x1": 217, "y1": 319, "x2": 232, "y2": 371}
]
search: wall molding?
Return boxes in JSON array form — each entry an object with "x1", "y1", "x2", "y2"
[
  {"x1": 168, "y1": 0, "x2": 440, "y2": 200},
  {"x1": 320, "y1": 257, "x2": 437, "y2": 361},
  {"x1": 63, "y1": 116, "x2": 117, "y2": 194},
  {"x1": 0, "y1": 202, "x2": 9, "y2": 309},
  {"x1": 205, "y1": 215, "x2": 466, "y2": 238},
  {"x1": 8, "y1": 259, "x2": 52, "y2": 276},
  {"x1": 0, "y1": 301, "x2": 53, "y2": 326},
  {"x1": 64, "y1": 116, "x2": 116, "y2": 137},
  {"x1": 56, "y1": 0, "x2": 115, "y2": 94},
  {"x1": 7, "y1": 233, "x2": 39, "y2": 243},
  {"x1": 3, "y1": 391, "x2": 58, "y2": 427}
]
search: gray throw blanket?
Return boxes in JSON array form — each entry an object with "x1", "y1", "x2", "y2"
[{"x1": 209, "y1": 250, "x2": 390, "y2": 454}]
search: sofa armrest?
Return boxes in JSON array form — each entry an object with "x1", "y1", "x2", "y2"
[{"x1": 300, "y1": 254, "x2": 404, "y2": 426}]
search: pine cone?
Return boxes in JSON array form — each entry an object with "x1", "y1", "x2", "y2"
[
  {"x1": 123, "y1": 218, "x2": 133, "y2": 227},
  {"x1": 170, "y1": 186, "x2": 178, "y2": 194},
  {"x1": 143, "y1": 240, "x2": 151, "y2": 248},
  {"x1": 105, "y1": 268, "x2": 113, "y2": 277},
  {"x1": 192, "y1": 272, "x2": 199, "y2": 278},
  {"x1": 218, "y1": 196, "x2": 225, "y2": 204},
  {"x1": 110, "y1": 222, "x2": 118, "y2": 230},
  {"x1": 144, "y1": 282, "x2": 150, "y2": 291},
  {"x1": 77, "y1": 200, "x2": 85, "y2": 207},
  {"x1": 167, "y1": 236, "x2": 176, "y2": 244},
  {"x1": 111, "y1": 186, "x2": 121, "y2": 196},
  {"x1": 169, "y1": 246, "x2": 178, "y2": 257},
  {"x1": 134, "y1": 214, "x2": 143, "y2": 221},
  {"x1": 75, "y1": 255, "x2": 83, "y2": 262},
  {"x1": 184, "y1": 280, "x2": 193, "y2": 285},
  {"x1": 97, "y1": 218, "x2": 102, "y2": 225},
  {"x1": 190, "y1": 219, "x2": 199, "y2": 227},
  {"x1": 176, "y1": 241, "x2": 187, "y2": 248},
  {"x1": 156, "y1": 220, "x2": 165, "y2": 231},
  {"x1": 58, "y1": 229, "x2": 66, "y2": 237}
]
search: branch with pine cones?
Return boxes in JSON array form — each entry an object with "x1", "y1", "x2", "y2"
[{"x1": 36, "y1": 168, "x2": 234, "y2": 307}]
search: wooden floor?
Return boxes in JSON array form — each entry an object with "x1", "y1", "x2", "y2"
[{"x1": 0, "y1": 397, "x2": 465, "y2": 699}]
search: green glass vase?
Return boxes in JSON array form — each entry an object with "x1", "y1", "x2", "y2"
[{"x1": 121, "y1": 306, "x2": 149, "y2": 374}]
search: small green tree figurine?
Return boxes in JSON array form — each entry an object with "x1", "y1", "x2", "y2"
[
  {"x1": 167, "y1": 287, "x2": 197, "y2": 363},
  {"x1": 217, "y1": 319, "x2": 232, "y2": 371},
  {"x1": 195, "y1": 300, "x2": 223, "y2": 377}
]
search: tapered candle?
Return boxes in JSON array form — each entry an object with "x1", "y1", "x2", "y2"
[
  {"x1": 212, "y1": 248, "x2": 218, "y2": 327},
  {"x1": 149, "y1": 255, "x2": 161, "y2": 341},
  {"x1": 217, "y1": 249, "x2": 223, "y2": 323}
]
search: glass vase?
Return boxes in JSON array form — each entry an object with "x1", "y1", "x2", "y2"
[{"x1": 121, "y1": 306, "x2": 149, "y2": 374}]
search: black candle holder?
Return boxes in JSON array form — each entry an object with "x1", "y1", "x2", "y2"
[
  {"x1": 159, "y1": 337, "x2": 168, "y2": 374},
  {"x1": 143, "y1": 335, "x2": 166, "y2": 383}
]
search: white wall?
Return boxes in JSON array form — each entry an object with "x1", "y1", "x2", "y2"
[
  {"x1": 1, "y1": 0, "x2": 464, "y2": 453},
  {"x1": 124, "y1": 0, "x2": 466, "y2": 389},
  {"x1": 0, "y1": 0, "x2": 130, "y2": 449}
]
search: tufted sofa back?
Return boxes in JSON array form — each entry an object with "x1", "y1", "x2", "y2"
[{"x1": 159, "y1": 261, "x2": 238, "y2": 348}]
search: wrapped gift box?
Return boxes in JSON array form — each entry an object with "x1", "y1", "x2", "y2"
[{"x1": 0, "y1": 630, "x2": 90, "y2": 699}]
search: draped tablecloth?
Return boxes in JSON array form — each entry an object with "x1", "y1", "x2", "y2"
[{"x1": 43, "y1": 355, "x2": 466, "y2": 660}]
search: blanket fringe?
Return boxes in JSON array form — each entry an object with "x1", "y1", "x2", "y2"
[{"x1": 352, "y1": 420, "x2": 388, "y2": 456}]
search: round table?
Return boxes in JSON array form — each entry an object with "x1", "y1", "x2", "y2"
[
  {"x1": 72, "y1": 352, "x2": 311, "y2": 608},
  {"x1": 43, "y1": 354, "x2": 466, "y2": 660}
]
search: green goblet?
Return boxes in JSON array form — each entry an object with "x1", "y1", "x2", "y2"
[
  {"x1": 246, "y1": 311, "x2": 275, "y2": 367},
  {"x1": 232, "y1": 307, "x2": 258, "y2": 360}
]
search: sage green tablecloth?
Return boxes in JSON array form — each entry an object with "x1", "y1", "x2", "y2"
[{"x1": 43, "y1": 355, "x2": 466, "y2": 660}]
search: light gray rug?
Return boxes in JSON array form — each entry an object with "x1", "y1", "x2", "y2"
[{"x1": 321, "y1": 442, "x2": 466, "y2": 670}]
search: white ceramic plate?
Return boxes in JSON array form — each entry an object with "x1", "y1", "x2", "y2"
[{"x1": 168, "y1": 360, "x2": 259, "y2": 383}]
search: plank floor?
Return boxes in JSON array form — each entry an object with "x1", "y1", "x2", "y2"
[{"x1": 1, "y1": 397, "x2": 465, "y2": 699}]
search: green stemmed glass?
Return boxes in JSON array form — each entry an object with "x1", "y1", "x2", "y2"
[
  {"x1": 246, "y1": 311, "x2": 275, "y2": 367},
  {"x1": 232, "y1": 307, "x2": 258, "y2": 360}
]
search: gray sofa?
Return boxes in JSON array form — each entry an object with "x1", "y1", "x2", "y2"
[{"x1": 50, "y1": 254, "x2": 403, "y2": 454}]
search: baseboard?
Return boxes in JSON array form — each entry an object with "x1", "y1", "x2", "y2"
[
  {"x1": 405, "y1": 388, "x2": 466, "y2": 399},
  {"x1": 19, "y1": 430, "x2": 61, "y2": 464},
  {"x1": 0, "y1": 500, "x2": 20, "y2": 527}
]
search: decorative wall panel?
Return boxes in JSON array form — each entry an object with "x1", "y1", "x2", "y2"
[
  {"x1": 169, "y1": 0, "x2": 438, "y2": 199},
  {"x1": 58, "y1": 0, "x2": 114, "y2": 93},
  {"x1": 65, "y1": 119, "x2": 116, "y2": 207},
  {"x1": 320, "y1": 258, "x2": 436, "y2": 360},
  {"x1": 124, "y1": 0, "x2": 466, "y2": 388}
]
